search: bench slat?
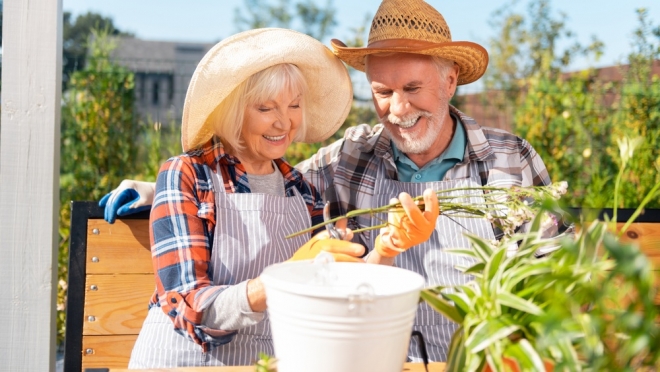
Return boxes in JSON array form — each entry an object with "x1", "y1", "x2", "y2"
[
  {"x1": 83, "y1": 274, "x2": 154, "y2": 335},
  {"x1": 86, "y1": 219, "x2": 153, "y2": 274},
  {"x1": 82, "y1": 334, "x2": 137, "y2": 370},
  {"x1": 617, "y1": 222, "x2": 660, "y2": 269}
]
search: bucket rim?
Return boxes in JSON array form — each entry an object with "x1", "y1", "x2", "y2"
[{"x1": 260, "y1": 261, "x2": 426, "y2": 299}]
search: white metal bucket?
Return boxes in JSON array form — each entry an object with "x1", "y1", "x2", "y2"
[{"x1": 261, "y1": 261, "x2": 425, "y2": 372}]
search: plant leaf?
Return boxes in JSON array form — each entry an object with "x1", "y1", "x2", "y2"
[
  {"x1": 420, "y1": 289, "x2": 464, "y2": 323},
  {"x1": 446, "y1": 327, "x2": 468, "y2": 372},
  {"x1": 443, "y1": 292, "x2": 472, "y2": 314},
  {"x1": 496, "y1": 291, "x2": 544, "y2": 316},
  {"x1": 465, "y1": 317, "x2": 520, "y2": 353},
  {"x1": 465, "y1": 233, "x2": 494, "y2": 261},
  {"x1": 463, "y1": 262, "x2": 486, "y2": 275},
  {"x1": 506, "y1": 260, "x2": 553, "y2": 289},
  {"x1": 445, "y1": 248, "x2": 481, "y2": 260},
  {"x1": 485, "y1": 246, "x2": 508, "y2": 282},
  {"x1": 503, "y1": 338, "x2": 546, "y2": 371}
]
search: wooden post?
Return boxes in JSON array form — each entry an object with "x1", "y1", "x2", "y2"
[{"x1": 0, "y1": 0, "x2": 63, "y2": 371}]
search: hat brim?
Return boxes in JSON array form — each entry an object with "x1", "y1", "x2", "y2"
[
  {"x1": 182, "y1": 28, "x2": 353, "y2": 152},
  {"x1": 331, "y1": 39, "x2": 488, "y2": 86}
]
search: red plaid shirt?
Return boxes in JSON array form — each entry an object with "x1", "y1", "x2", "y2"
[{"x1": 149, "y1": 137, "x2": 324, "y2": 350}]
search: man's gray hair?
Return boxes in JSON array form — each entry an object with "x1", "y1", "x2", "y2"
[{"x1": 364, "y1": 53, "x2": 456, "y2": 82}]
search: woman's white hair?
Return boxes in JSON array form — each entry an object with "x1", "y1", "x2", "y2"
[
  {"x1": 209, "y1": 63, "x2": 308, "y2": 152},
  {"x1": 365, "y1": 53, "x2": 456, "y2": 82}
]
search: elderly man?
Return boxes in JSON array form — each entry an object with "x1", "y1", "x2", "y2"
[
  {"x1": 101, "y1": 0, "x2": 553, "y2": 362},
  {"x1": 296, "y1": 0, "x2": 552, "y2": 361}
]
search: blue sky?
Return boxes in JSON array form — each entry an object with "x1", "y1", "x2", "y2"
[{"x1": 63, "y1": 0, "x2": 659, "y2": 74}]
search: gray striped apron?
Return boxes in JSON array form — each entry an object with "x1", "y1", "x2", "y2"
[
  {"x1": 128, "y1": 164, "x2": 310, "y2": 368},
  {"x1": 369, "y1": 160, "x2": 495, "y2": 362}
]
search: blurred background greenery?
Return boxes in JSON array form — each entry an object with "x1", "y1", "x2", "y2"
[{"x1": 10, "y1": 0, "x2": 655, "y2": 347}]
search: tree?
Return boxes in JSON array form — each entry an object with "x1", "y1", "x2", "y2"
[
  {"x1": 484, "y1": 0, "x2": 603, "y2": 101},
  {"x1": 234, "y1": 0, "x2": 337, "y2": 41},
  {"x1": 58, "y1": 28, "x2": 140, "y2": 344},
  {"x1": 63, "y1": 11, "x2": 133, "y2": 86},
  {"x1": 609, "y1": 8, "x2": 660, "y2": 208}
]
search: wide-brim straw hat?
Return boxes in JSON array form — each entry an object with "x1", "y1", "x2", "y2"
[
  {"x1": 331, "y1": 0, "x2": 488, "y2": 86},
  {"x1": 181, "y1": 28, "x2": 353, "y2": 152}
]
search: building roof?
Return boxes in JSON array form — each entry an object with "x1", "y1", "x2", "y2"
[{"x1": 110, "y1": 37, "x2": 215, "y2": 74}]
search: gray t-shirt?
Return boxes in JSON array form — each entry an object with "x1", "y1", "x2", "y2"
[{"x1": 246, "y1": 165, "x2": 285, "y2": 196}]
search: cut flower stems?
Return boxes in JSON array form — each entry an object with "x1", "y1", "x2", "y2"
[{"x1": 286, "y1": 182, "x2": 569, "y2": 239}]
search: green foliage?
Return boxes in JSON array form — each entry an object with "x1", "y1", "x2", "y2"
[
  {"x1": 487, "y1": 0, "x2": 659, "y2": 208},
  {"x1": 57, "y1": 29, "x2": 175, "y2": 346},
  {"x1": 63, "y1": 11, "x2": 133, "y2": 86},
  {"x1": 422, "y1": 142, "x2": 660, "y2": 371},
  {"x1": 424, "y1": 207, "x2": 660, "y2": 371},
  {"x1": 255, "y1": 352, "x2": 278, "y2": 372}
]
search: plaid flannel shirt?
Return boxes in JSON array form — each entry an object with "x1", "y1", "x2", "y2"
[
  {"x1": 295, "y1": 105, "x2": 552, "y2": 248},
  {"x1": 149, "y1": 136, "x2": 324, "y2": 351}
]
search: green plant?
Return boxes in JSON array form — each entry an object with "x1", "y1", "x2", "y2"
[{"x1": 421, "y1": 137, "x2": 660, "y2": 371}]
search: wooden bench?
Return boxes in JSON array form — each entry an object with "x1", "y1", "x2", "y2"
[
  {"x1": 63, "y1": 201, "x2": 153, "y2": 372},
  {"x1": 62, "y1": 203, "x2": 660, "y2": 372}
]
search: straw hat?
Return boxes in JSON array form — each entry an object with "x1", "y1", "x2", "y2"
[
  {"x1": 181, "y1": 28, "x2": 353, "y2": 152},
  {"x1": 331, "y1": 0, "x2": 488, "y2": 85}
]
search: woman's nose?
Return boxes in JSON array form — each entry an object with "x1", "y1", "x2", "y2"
[{"x1": 273, "y1": 111, "x2": 290, "y2": 129}]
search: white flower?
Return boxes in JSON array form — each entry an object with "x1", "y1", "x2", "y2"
[
  {"x1": 557, "y1": 181, "x2": 568, "y2": 195},
  {"x1": 617, "y1": 136, "x2": 643, "y2": 165},
  {"x1": 582, "y1": 148, "x2": 592, "y2": 158}
]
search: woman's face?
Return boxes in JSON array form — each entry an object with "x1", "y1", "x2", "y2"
[{"x1": 240, "y1": 89, "x2": 303, "y2": 169}]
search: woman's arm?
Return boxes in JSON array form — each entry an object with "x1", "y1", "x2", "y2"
[{"x1": 150, "y1": 156, "x2": 235, "y2": 347}]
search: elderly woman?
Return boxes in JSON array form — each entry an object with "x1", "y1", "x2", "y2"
[{"x1": 127, "y1": 28, "x2": 366, "y2": 368}]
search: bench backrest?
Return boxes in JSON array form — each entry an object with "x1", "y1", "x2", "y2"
[{"x1": 62, "y1": 204, "x2": 660, "y2": 371}]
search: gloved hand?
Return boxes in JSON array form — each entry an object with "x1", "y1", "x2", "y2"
[
  {"x1": 99, "y1": 180, "x2": 156, "y2": 224},
  {"x1": 375, "y1": 189, "x2": 439, "y2": 258},
  {"x1": 288, "y1": 228, "x2": 365, "y2": 263}
]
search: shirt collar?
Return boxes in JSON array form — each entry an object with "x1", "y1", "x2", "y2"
[
  {"x1": 448, "y1": 105, "x2": 496, "y2": 163},
  {"x1": 189, "y1": 136, "x2": 302, "y2": 184}
]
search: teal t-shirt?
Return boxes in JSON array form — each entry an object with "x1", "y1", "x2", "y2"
[{"x1": 391, "y1": 116, "x2": 467, "y2": 183}]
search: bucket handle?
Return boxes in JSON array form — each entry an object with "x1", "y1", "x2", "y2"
[{"x1": 347, "y1": 283, "x2": 375, "y2": 313}]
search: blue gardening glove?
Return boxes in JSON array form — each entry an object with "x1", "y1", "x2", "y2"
[{"x1": 99, "y1": 180, "x2": 156, "y2": 224}]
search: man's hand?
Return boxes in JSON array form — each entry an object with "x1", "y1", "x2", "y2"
[
  {"x1": 99, "y1": 180, "x2": 156, "y2": 224},
  {"x1": 288, "y1": 219, "x2": 364, "y2": 262},
  {"x1": 376, "y1": 189, "x2": 439, "y2": 258}
]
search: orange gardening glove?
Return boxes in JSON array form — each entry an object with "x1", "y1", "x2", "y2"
[
  {"x1": 288, "y1": 231, "x2": 365, "y2": 263},
  {"x1": 375, "y1": 189, "x2": 439, "y2": 258}
]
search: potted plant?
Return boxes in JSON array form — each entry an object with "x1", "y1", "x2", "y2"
[{"x1": 421, "y1": 137, "x2": 660, "y2": 371}]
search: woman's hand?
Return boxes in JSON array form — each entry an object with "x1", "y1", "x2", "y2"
[
  {"x1": 288, "y1": 218, "x2": 365, "y2": 262},
  {"x1": 375, "y1": 189, "x2": 439, "y2": 258}
]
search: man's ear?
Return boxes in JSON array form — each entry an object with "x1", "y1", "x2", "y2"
[{"x1": 447, "y1": 62, "x2": 460, "y2": 96}]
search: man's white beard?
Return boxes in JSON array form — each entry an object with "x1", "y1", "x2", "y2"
[{"x1": 380, "y1": 105, "x2": 448, "y2": 154}]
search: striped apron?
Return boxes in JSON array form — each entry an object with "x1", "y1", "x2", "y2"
[
  {"x1": 369, "y1": 160, "x2": 495, "y2": 362},
  {"x1": 128, "y1": 165, "x2": 311, "y2": 368}
]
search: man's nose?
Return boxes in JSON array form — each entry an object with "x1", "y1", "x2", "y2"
[{"x1": 389, "y1": 92, "x2": 410, "y2": 116}]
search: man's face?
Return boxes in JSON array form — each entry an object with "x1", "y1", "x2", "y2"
[{"x1": 367, "y1": 53, "x2": 457, "y2": 155}]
